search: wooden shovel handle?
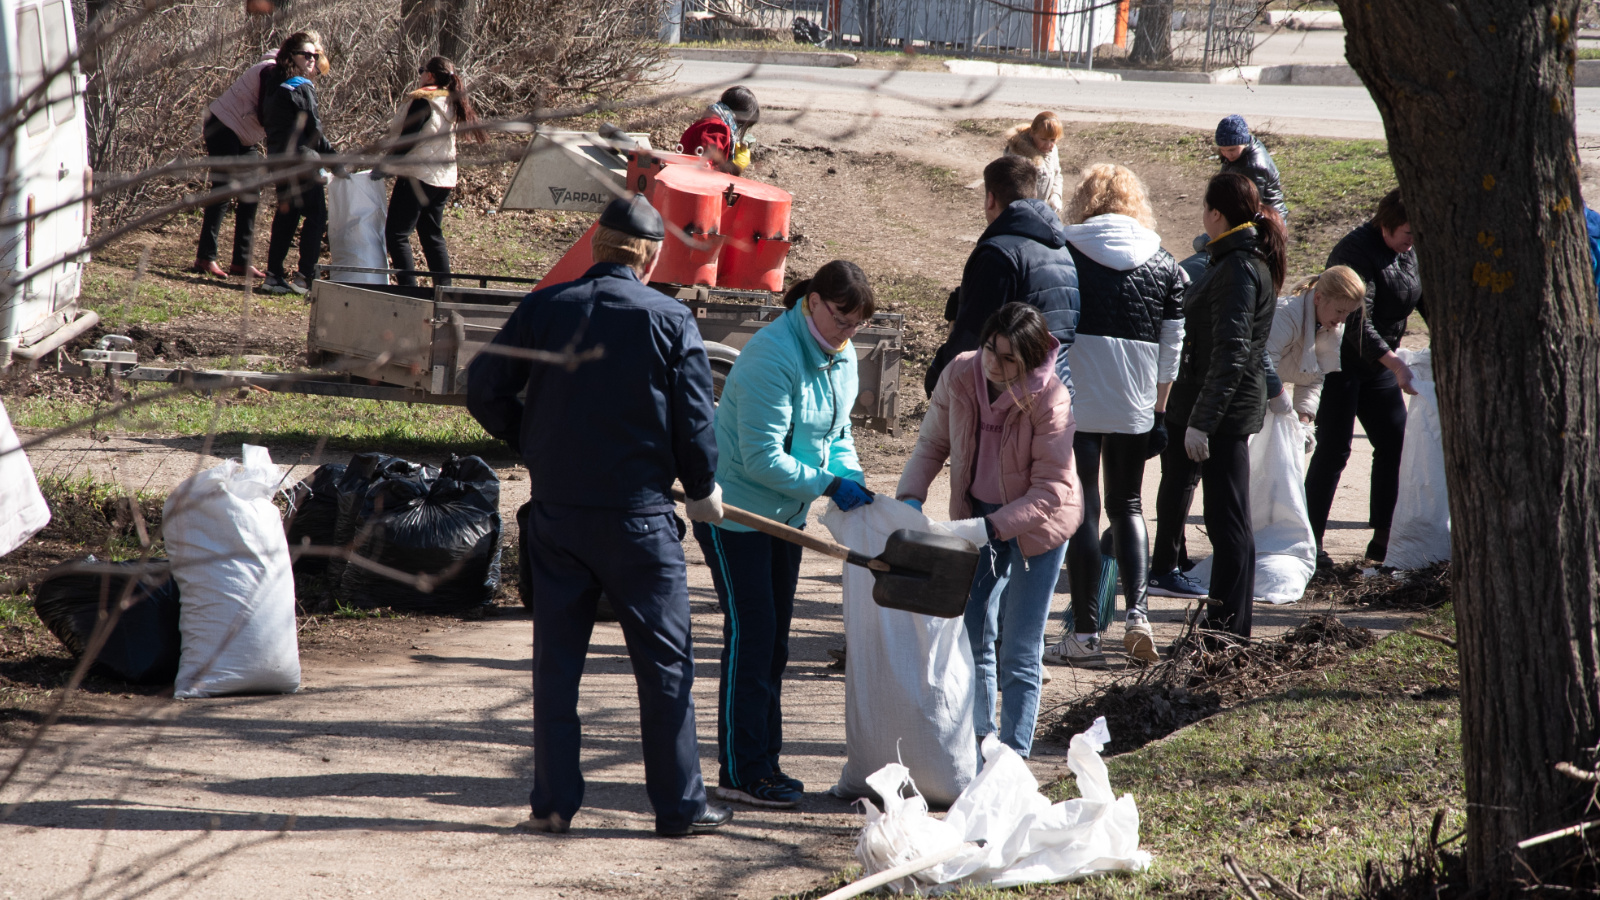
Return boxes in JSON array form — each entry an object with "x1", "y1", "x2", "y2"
[{"x1": 671, "y1": 488, "x2": 889, "y2": 572}]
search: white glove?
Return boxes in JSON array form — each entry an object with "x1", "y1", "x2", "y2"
[
  {"x1": 684, "y1": 483, "x2": 724, "y2": 524},
  {"x1": 942, "y1": 517, "x2": 991, "y2": 547},
  {"x1": 1268, "y1": 391, "x2": 1293, "y2": 416},
  {"x1": 1184, "y1": 426, "x2": 1211, "y2": 462}
]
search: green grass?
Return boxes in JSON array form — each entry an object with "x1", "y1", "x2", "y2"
[
  {"x1": 1579, "y1": 48, "x2": 1600, "y2": 60},
  {"x1": 8, "y1": 387, "x2": 502, "y2": 456},
  {"x1": 35, "y1": 474, "x2": 166, "y2": 560},
  {"x1": 81, "y1": 270, "x2": 305, "y2": 328},
  {"x1": 0, "y1": 595, "x2": 33, "y2": 626},
  {"x1": 779, "y1": 606, "x2": 1461, "y2": 900},
  {"x1": 1257, "y1": 133, "x2": 1397, "y2": 278}
]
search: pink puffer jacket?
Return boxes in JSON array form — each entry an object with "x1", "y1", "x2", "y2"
[
  {"x1": 207, "y1": 55, "x2": 276, "y2": 147},
  {"x1": 896, "y1": 347, "x2": 1083, "y2": 558}
]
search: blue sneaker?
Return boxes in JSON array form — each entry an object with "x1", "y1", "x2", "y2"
[
  {"x1": 716, "y1": 776, "x2": 802, "y2": 809},
  {"x1": 1147, "y1": 568, "x2": 1207, "y2": 599},
  {"x1": 773, "y1": 771, "x2": 805, "y2": 793}
]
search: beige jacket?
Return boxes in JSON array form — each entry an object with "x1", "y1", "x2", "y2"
[
  {"x1": 1003, "y1": 124, "x2": 1063, "y2": 214},
  {"x1": 1266, "y1": 286, "x2": 1345, "y2": 418},
  {"x1": 387, "y1": 89, "x2": 458, "y2": 188},
  {"x1": 207, "y1": 55, "x2": 276, "y2": 147}
]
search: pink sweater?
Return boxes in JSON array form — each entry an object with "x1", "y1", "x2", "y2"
[{"x1": 207, "y1": 55, "x2": 276, "y2": 147}]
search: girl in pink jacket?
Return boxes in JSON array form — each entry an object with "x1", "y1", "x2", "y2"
[{"x1": 896, "y1": 303, "x2": 1082, "y2": 758}]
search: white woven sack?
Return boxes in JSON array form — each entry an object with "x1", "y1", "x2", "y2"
[
  {"x1": 1386, "y1": 348, "x2": 1451, "y2": 569},
  {"x1": 823, "y1": 497, "x2": 977, "y2": 808},
  {"x1": 0, "y1": 399, "x2": 50, "y2": 558},
  {"x1": 166, "y1": 445, "x2": 300, "y2": 698},
  {"x1": 326, "y1": 172, "x2": 389, "y2": 284}
]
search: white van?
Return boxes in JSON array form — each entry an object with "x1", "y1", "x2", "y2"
[{"x1": 0, "y1": 0, "x2": 90, "y2": 367}]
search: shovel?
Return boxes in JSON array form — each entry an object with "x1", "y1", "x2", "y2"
[{"x1": 670, "y1": 488, "x2": 980, "y2": 618}]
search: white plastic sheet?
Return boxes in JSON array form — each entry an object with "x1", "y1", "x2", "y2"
[
  {"x1": 166, "y1": 445, "x2": 301, "y2": 699},
  {"x1": 0, "y1": 398, "x2": 50, "y2": 558},
  {"x1": 1386, "y1": 348, "x2": 1451, "y2": 569},
  {"x1": 854, "y1": 717, "x2": 1150, "y2": 893},
  {"x1": 1188, "y1": 411, "x2": 1316, "y2": 604},
  {"x1": 822, "y1": 497, "x2": 977, "y2": 808},
  {"x1": 326, "y1": 172, "x2": 389, "y2": 284}
]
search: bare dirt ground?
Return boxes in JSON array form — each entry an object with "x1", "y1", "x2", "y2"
[{"x1": 0, "y1": 100, "x2": 1428, "y2": 899}]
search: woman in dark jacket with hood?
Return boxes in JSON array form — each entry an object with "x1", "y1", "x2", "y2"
[
  {"x1": 1154, "y1": 172, "x2": 1286, "y2": 638},
  {"x1": 1305, "y1": 189, "x2": 1423, "y2": 565},
  {"x1": 260, "y1": 33, "x2": 336, "y2": 296}
]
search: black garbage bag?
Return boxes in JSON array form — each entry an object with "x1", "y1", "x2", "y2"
[
  {"x1": 325, "y1": 453, "x2": 437, "y2": 584},
  {"x1": 32, "y1": 559, "x2": 182, "y2": 684},
  {"x1": 339, "y1": 455, "x2": 502, "y2": 611},
  {"x1": 284, "y1": 462, "x2": 346, "y2": 580}
]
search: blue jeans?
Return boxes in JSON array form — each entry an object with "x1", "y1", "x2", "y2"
[{"x1": 964, "y1": 499, "x2": 1069, "y2": 758}]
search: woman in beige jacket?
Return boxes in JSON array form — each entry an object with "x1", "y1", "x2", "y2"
[
  {"x1": 1002, "y1": 112, "x2": 1064, "y2": 215},
  {"x1": 1265, "y1": 265, "x2": 1367, "y2": 423},
  {"x1": 897, "y1": 303, "x2": 1082, "y2": 759}
]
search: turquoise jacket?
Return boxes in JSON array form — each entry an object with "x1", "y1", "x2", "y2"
[{"x1": 714, "y1": 302, "x2": 864, "y2": 530}]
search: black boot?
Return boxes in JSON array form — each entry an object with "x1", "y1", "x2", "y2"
[{"x1": 1365, "y1": 528, "x2": 1390, "y2": 564}]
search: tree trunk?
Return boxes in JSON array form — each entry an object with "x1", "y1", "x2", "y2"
[
  {"x1": 1337, "y1": 0, "x2": 1600, "y2": 888},
  {"x1": 1128, "y1": 0, "x2": 1172, "y2": 65},
  {"x1": 439, "y1": 0, "x2": 478, "y2": 65}
]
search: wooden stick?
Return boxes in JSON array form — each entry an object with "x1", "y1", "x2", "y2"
[
  {"x1": 1410, "y1": 629, "x2": 1457, "y2": 649},
  {"x1": 1556, "y1": 761, "x2": 1600, "y2": 783},
  {"x1": 1516, "y1": 819, "x2": 1599, "y2": 849},
  {"x1": 817, "y1": 842, "x2": 972, "y2": 900},
  {"x1": 1261, "y1": 869, "x2": 1310, "y2": 900},
  {"x1": 670, "y1": 488, "x2": 888, "y2": 571},
  {"x1": 1222, "y1": 854, "x2": 1265, "y2": 900}
]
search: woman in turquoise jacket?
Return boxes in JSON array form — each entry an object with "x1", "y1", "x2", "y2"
[{"x1": 692, "y1": 260, "x2": 876, "y2": 809}]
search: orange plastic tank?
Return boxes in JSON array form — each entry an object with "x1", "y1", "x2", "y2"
[
  {"x1": 650, "y1": 165, "x2": 729, "y2": 287},
  {"x1": 716, "y1": 178, "x2": 793, "y2": 293},
  {"x1": 625, "y1": 148, "x2": 711, "y2": 197}
]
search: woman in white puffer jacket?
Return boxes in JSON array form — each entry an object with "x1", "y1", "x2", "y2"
[{"x1": 1265, "y1": 265, "x2": 1367, "y2": 423}]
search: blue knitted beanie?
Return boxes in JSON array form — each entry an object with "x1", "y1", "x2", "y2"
[{"x1": 1215, "y1": 115, "x2": 1250, "y2": 146}]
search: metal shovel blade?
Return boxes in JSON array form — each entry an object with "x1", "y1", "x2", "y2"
[{"x1": 870, "y1": 529, "x2": 981, "y2": 618}]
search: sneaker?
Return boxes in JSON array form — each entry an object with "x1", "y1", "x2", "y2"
[
  {"x1": 772, "y1": 771, "x2": 805, "y2": 793},
  {"x1": 716, "y1": 776, "x2": 802, "y2": 809},
  {"x1": 516, "y1": 811, "x2": 570, "y2": 834},
  {"x1": 260, "y1": 274, "x2": 306, "y2": 296},
  {"x1": 1123, "y1": 620, "x2": 1159, "y2": 665},
  {"x1": 1042, "y1": 636, "x2": 1106, "y2": 669},
  {"x1": 657, "y1": 803, "x2": 732, "y2": 837},
  {"x1": 1148, "y1": 569, "x2": 1208, "y2": 599},
  {"x1": 292, "y1": 271, "x2": 312, "y2": 291}
]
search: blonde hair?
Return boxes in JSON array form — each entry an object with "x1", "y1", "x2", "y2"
[
  {"x1": 1067, "y1": 163, "x2": 1156, "y2": 229},
  {"x1": 1294, "y1": 265, "x2": 1366, "y2": 313},
  {"x1": 591, "y1": 224, "x2": 659, "y2": 269},
  {"x1": 1029, "y1": 111, "x2": 1063, "y2": 141}
]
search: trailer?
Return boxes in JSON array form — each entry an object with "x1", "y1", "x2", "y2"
[{"x1": 91, "y1": 130, "x2": 907, "y2": 433}]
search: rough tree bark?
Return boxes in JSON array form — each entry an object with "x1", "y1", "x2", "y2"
[
  {"x1": 1129, "y1": 0, "x2": 1172, "y2": 65},
  {"x1": 439, "y1": 0, "x2": 478, "y2": 65},
  {"x1": 1338, "y1": 0, "x2": 1600, "y2": 887}
]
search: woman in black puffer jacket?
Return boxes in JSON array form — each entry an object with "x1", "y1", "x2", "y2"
[
  {"x1": 1305, "y1": 189, "x2": 1423, "y2": 565},
  {"x1": 1041, "y1": 164, "x2": 1184, "y2": 669},
  {"x1": 1155, "y1": 172, "x2": 1286, "y2": 638}
]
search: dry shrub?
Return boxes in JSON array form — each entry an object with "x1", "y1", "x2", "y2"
[{"x1": 74, "y1": 0, "x2": 667, "y2": 227}]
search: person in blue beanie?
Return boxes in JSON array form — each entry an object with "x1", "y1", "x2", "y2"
[
  {"x1": 693, "y1": 260, "x2": 875, "y2": 810},
  {"x1": 467, "y1": 195, "x2": 732, "y2": 839},
  {"x1": 1215, "y1": 115, "x2": 1289, "y2": 222}
]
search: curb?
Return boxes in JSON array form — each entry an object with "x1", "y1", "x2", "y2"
[
  {"x1": 1258, "y1": 64, "x2": 1362, "y2": 86},
  {"x1": 942, "y1": 59, "x2": 1121, "y2": 82},
  {"x1": 1118, "y1": 66, "x2": 1260, "y2": 84},
  {"x1": 1581, "y1": 59, "x2": 1600, "y2": 87},
  {"x1": 668, "y1": 47, "x2": 858, "y2": 67}
]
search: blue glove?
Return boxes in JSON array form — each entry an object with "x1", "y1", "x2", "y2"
[
  {"x1": 827, "y1": 477, "x2": 875, "y2": 512},
  {"x1": 903, "y1": 498, "x2": 923, "y2": 512}
]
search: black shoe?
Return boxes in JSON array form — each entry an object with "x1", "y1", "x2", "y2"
[
  {"x1": 1365, "y1": 529, "x2": 1390, "y2": 564},
  {"x1": 657, "y1": 803, "x2": 732, "y2": 837},
  {"x1": 1316, "y1": 549, "x2": 1334, "y2": 571}
]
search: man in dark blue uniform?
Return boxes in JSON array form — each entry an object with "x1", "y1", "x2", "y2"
[{"x1": 467, "y1": 195, "x2": 732, "y2": 837}]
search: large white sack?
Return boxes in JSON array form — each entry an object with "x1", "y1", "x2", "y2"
[
  {"x1": 0, "y1": 398, "x2": 50, "y2": 557},
  {"x1": 822, "y1": 497, "x2": 977, "y2": 808},
  {"x1": 1187, "y1": 412, "x2": 1316, "y2": 604},
  {"x1": 166, "y1": 445, "x2": 300, "y2": 699},
  {"x1": 854, "y1": 717, "x2": 1150, "y2": 893},
  {"x1": 1387, "y1": 348, "x2": 1451, "y2": 569},
  {"x1": 326, "y1": 172, "x2": 389, "y2": 284}
]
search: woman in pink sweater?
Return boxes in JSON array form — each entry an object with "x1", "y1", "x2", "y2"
[{"x1": 896, "y1": 302, "x2": 1082, "y2": 758}]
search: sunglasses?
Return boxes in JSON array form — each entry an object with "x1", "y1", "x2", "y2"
[{"x1": 294, "y1": 49, "x2": 319, "y2": 59}]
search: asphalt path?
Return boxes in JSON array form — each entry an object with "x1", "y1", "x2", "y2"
[{"x1": 666, "y1": 59, "x2": 1600, "y2": 144}]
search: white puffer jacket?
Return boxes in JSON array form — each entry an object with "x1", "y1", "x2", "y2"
[
  {"x1": 387, "y1": 88, "x2": 457, "y2": 188},
  {"x1": 1266, "y1": 286, "x2": 1345, "y2": 418}
]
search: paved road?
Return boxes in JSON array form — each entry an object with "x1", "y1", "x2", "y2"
[{"x1": 667, "y1": 59, "x2": 1600, "y2": 143}]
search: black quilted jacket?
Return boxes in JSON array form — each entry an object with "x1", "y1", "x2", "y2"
[
  {"x1": 1169, "y1": 227, "x2": 1277, "y2": 436},
  {"x1": 1326, "y1": 222, "x2": 1425, "y2": 373},
  {"x1": 1219, "y1": 139, "x2": 1289, "y2": 220},
  {"x1": 1069, "y1": 245, "x2": 1184, "y2": 342}
]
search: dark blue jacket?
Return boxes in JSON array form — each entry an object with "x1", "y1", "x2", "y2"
[
  {"x1": 926, "y1": 198, "x2": 1080, "y2": 394},
  {"x1": 466, "y1": 263, "x2": 718, "y2": 513}
]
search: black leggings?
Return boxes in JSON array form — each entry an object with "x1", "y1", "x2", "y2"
[
  {"x1": 1304, "y1": 366, "x2": 1407, "y2": 552},
  {"x1": 1151, "y1": 418, "x2": 1255, "y2": 636},
  {"x1": 386, "y1": 177, "x2": 453, "y2": 287},
  {"x1": 196, "y1": 115, "x2": 260, "y2": 268},
  {"x1": 1064, "y1": 431, "x2": 1150, "y2": 633}
]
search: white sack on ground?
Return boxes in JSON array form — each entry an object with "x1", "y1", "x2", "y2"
[
  {"x1": 1386, "y1": 348, "x2": 1451, "y2": 569},
  {"x1": 166, "y1": 445, "x2": 300, "y2": 699},
  {"x1": 1187, "y1": 412, "x2": 1316, "y2": 604},
  {"x1": 0, "y1": 398, "x2": 50, "y2": 558},
  {"x1": 854, "y1": 717, "x2": 1150, "y2": 893},
  {"x1": 326, "y1": 172, "x2": 389, "y2": 284},
  {"x1": 822, "y1": 497, "x2": 977, "y2": 808}
]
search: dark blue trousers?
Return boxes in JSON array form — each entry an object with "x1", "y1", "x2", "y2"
[
  {"x1": 692, "y1": 522, "x2": 803, "y2": 789},
  {"x1": 523, "y1": 501, "x2": 707, "y2": 831}
]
